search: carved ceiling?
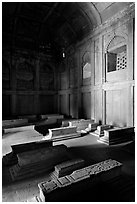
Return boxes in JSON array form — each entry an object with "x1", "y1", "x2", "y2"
[{"x1": 3, "y1": 2, "x2": 132, "y2": 53}]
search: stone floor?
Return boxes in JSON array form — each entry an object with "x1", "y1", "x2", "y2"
[{"x1": 2, "y1": 132, "x2": 135, "y2": 202}]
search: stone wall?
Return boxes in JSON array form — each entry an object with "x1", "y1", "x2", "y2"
[
  {"x1": 57, "y1": 4, "x2": 135, "y2": 127},
  {"x1": 2, "y1": 49, "x2": 58, "y2": 119}
]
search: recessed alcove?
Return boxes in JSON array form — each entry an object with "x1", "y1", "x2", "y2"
[
  {"x1": 106, "y1": 36, "x2": 127, "y2": 82},
  {"x1": 107, "y1": 45, "x2": 127, "y2": 72}
]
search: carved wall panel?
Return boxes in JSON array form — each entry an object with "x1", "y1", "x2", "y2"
[
  {"x1": 16, "y1": 59, "x2": 34, "y2": 90},
  {"x1": 2, "y1": 59, "x2": 10, "y2": 89},
  {"x1": 106, "y1": 88, "x2": 127, "y2": 127},
  {"x1": 40, "y1": 62, "x2": 54, "y2": 90}
]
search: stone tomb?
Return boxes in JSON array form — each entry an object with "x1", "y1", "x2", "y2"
[
  {"x1": 34, "y1": 114, "x2": 64, "y2": 136},
  {"x1": 61, "y1": 119, "x2": 76, "y2": 127},
  {"x1": 3, "y1": 124, "x2": 35, "y2": 134},
  {"x1": 18, "y1": 115, "x2": 38, "y2": 123},
  {"x1": 68, "y1": 119, "x2": 97, "y2": 132},
  {"x1": 3, "y1": 140, "x2": 52, "y2": 166},
  {"x1": 39, "y1": 114, "x2": 64, "y2": 124},
  {"x1": 94, "y1": 124, "x2": 113, "y2": 137},
  {"x1": 40, "y1": 114, "x2": 64, "y2": 120},
  {"x1": 2, "y1": 119, "x2": 28, "y2": 130},
  {"x1": 99, "y1": 126, "x2": 134, "y2": 145},
  {"x1": 38, "y1": 159, "x2": 122, "y2": 202},
  {"x1": 47, "y1": 126, "x2": 81, "y2": 141},
  {"x1": 51, "y1": 158, "x2": 85, "y2": 179},
  {"x1": 9, "y1": 144, "x2": 70, "y2": 181}
]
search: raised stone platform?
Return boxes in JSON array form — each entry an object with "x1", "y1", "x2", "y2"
[
  {"x1": 38, "y1": 114, "x2": 64, "y2": 124},
  {"x1": 68, "y1": 119, "x2": 95, "y2": 132},
  {"x1": 51, "y1": 158, "x2": 85, "y2": 179},
  {"x1": 3, "y1": 125, "x2": 35, "y2": 134},
  {"x1": 9, "y1": 144, "x2": 70, "y2": 181},
  {"x1": 18, "y1": 115, "x2": 38, "y2": 123},
  {"x1": 61, "y1": 119, "x2": 77, "y2": 127},
  {"x1": 46, "y1": 126, "x2": 81, "y2": 141},
  {"x1": 98, "y1": 127, "x2": 134, "y2": 145},
  {"x1": 2, "y1": 119, "x2": 29, "y2": 129},
  {"x1": 3, "y1": 140, "x2": 52, "y2": 166},
  {"x1": 38, "y1": 159, "x2": 122, "y2": 202},
  {"x1": 41, "y1": 114, "x2": 64, "y2": 120}
]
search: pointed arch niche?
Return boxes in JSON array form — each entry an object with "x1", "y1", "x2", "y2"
[{"x1": 105, "y1": 35, "x2": 127, "y2": 82}]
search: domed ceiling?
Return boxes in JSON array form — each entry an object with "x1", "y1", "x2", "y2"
[{"x1": 2, "y1": 2, "x2": 132, "y2": 53}]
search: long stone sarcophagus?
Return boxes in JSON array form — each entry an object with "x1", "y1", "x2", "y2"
[
  {"x1": 47, "y1": 126, "x2": 81, "y2": 141},
  {"x1": 9, "y1": 144, "x2": 71, "y2": 181},
  {"x1": 2, "y1": 119, "x2": 28, "y2": 129},
  {"x1": 68, "y1": 119, "x2": 98, "y2": 132},
  {"x1": 38, "y1": 114, "x2": 64, "y2": 125},
  {"x1": 40, "y1": 114, "x2": 64, "y2": 120},
  {"x1": 99, "y1": 126, "x2": 134, "y2": 145},
  {"x1": 38, "y1": 159, "x2": 122, "y2": 202},
  {"x1": 3, "y1": 140, "x2": 53, "y2": 166}
]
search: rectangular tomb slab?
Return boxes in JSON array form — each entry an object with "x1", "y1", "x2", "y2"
[
  {"x1": 2, "y1": 119, "x2": 28, "y2": 129},
  {"x1": 17, "y1": 144, "x2": 68, "y2": 167},
  {"x1": 3, "y1": 125, "x2": 35, "y2": 134},
  {"x1": 53, "y1": 158, "x2": 85, "y2": 178},
  {"x1": 69, "y1": 119, "x2": 95, "y2": 131},
  {"x1": 49, "y1": 126, "x2": 77, "y2": 137},
  {"x1": 9, "y1": 144, "x2": 70, "y2": 181},
  {"x1": 47, "y1": 126, "x2": 81, "y2": 141},
  {"x1": 11, "y1": 140, "x2": 53, "y2": 154},
  {"x1": 41, "y1": 114, "x2": 64, "y2": 120},
  {"x1": 99, "y1": 126, "x2": 134, "y2": 145},
  {"x1": 18, "y1": 115, "x2": 38, "y2": 123},
  {"x1": 38, "y1": 159, "x2": 122, "y2": 202}
]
